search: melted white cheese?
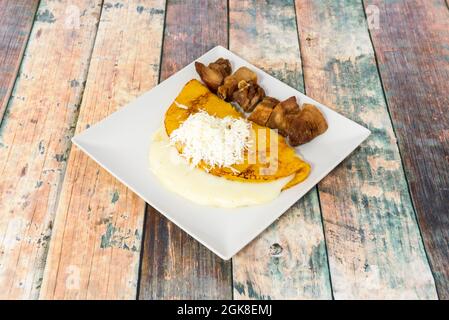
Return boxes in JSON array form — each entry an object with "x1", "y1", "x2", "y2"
[{"x1": 149, "y1": 128, "x2": 293, "y2": 208}]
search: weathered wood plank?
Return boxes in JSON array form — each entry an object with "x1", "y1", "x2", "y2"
[
  {"x1": 40, "y1": 0, "x2": 166, "y2": 299},
  {"x1": 229, "y1": 0, "x2": 332, "y2": 300},
  {"x1": 0, "y1": 0, "x2": 39, "y2": 120},
  {"x1": 140, "y1": 207, "x2": 232, "y2": 299},
  {"x1": 0, "y1": 0, "x2": 103, "y2": 299},
  {"x1": 295, "y1": 0, "x2": 438, "y2": 299},
  {"x1": 364, "y1": 0, "x2": 449, "y2": 299},
  {"x1": 138, "y1": 0, "x2": 232, "y2": 300}
]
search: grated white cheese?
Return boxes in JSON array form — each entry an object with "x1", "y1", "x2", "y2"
[
  {"x1": 169, "y1": 111, "x2": 252, "y2": 169},
  {"x1": 174, "y1": 101, "x2": 189, "y2": 109}
]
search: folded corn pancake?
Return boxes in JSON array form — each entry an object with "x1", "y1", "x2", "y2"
[{"x1": 164, "y1": 79, "x2": 310, "y2": 189}]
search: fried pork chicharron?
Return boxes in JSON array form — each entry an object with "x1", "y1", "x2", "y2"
[
  {"x1": 260, "y1": 96, "x2": 328, "y2": 146},
  {"x1": 217, "y1": 66, "x2": 258, "y2": 101},
  {"x1": 232, "y1": 80, "x2": 265, "y2": 112},
  {"x1": 266, "y1": 96, "x2": 301, "y2": 136},
  {"x1": 248, "y1": 96, "x2": 279, "y2": 126},
  {"x1": 287, "y1": 103, "x2": 328, "y2": 146},
  {"x1": 194, "y1": 57, "x2": 328, "y2": 147},
  {"x1": 195, "y1": 58, "x2": 232, "y2": 93}
]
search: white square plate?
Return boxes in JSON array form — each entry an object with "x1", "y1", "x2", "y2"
[{"x1": 73, "y1": 46, "x2": 370, "y2": 260}]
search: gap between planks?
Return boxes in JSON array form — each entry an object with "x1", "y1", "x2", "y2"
[
  {"x1": 0, "y1": 0, "x2": 104, "y2": 299},
  {"x1": 229, "y1": 0, "x2": 332, "y2": 300},
  {"x1": 40, "y1": 0, "x2": 166, "y2": 299},
  {"x1": 137, "y1": 0, "x2": 233, "y2": 300},
  {"x1": 295, "y1": 0, "x2": 438, "y2": 299},
  {"x1": 363, "y1": 0, "x2": 449, "y2": 299},
  {"x1": 0, "y1": 0, "x2": 40, "y2": 121}
]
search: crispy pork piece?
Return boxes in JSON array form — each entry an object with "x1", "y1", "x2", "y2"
[
  {"x1": 217, "y1": 66, "x2": 258, "y2": 100},
  {"x1": 217, "y1": 77, "x2": 238, "y2": 101},
  {"x1": 195, "y1": 62, "x2": 222, "y2": 92},
  {"x1": 233, "y1": 66, "x2": 257, "y2": 82},
  {"x1": 195, "y1": 58, "x2": 232, "y2": 92},
  {"x1": 232, "y1": 80, "x2": 265, "y2": 112},
  {"x1": 266, "y1": 96, "x2": 301, "y2": 136},
  {"x1": 287, "y1": 104, "x2": 328, "y2": 146},
  {"x1": 209, "y1": 58, "x2": 232, "y2": 77},
  {"x1": 248, "y1": 96, "x2": 279, "y2": 126}
]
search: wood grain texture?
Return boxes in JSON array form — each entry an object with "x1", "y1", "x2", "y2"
[
  {"x1": 295, "y1": 0, "x2": 437, "y2": 299},
  {"x1": 138, "y1": 0, "x2": 232, "y2": 300},
  {"x1": 40, "y1": 0, "x2": 165, "y2": 299},
  {"x1": 229, "y1": 0, "x2": 332, "y2": 300},
  {"x1": 0, "y1": 0, "x2": 39, "y2": 120},
  {"x1": 0, "y1": 0, "x2": 103, "y2": 299},
  {"x1": 364, "y1": 0, "x2": 449, "y2": 299}
]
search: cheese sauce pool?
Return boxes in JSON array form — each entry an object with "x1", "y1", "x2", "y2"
[{"x1": 149, "y1": 128, "x2": 293, "y2": 208}]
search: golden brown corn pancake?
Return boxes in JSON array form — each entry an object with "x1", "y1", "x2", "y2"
[{"x1": 164, "y1": 79, "x2": 310, "y2": 189}]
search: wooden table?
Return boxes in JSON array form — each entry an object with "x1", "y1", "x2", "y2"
[{"x1": 0, "y1": 0, "x2": 447, "y2": 300}]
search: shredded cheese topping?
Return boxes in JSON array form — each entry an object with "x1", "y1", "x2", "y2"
[
  {"x1": 169, "y1": 111, "x2": 252, "y2": 169},
  {"x1": 174, "y1": 101, "x2": 189, "y2": 109}
]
